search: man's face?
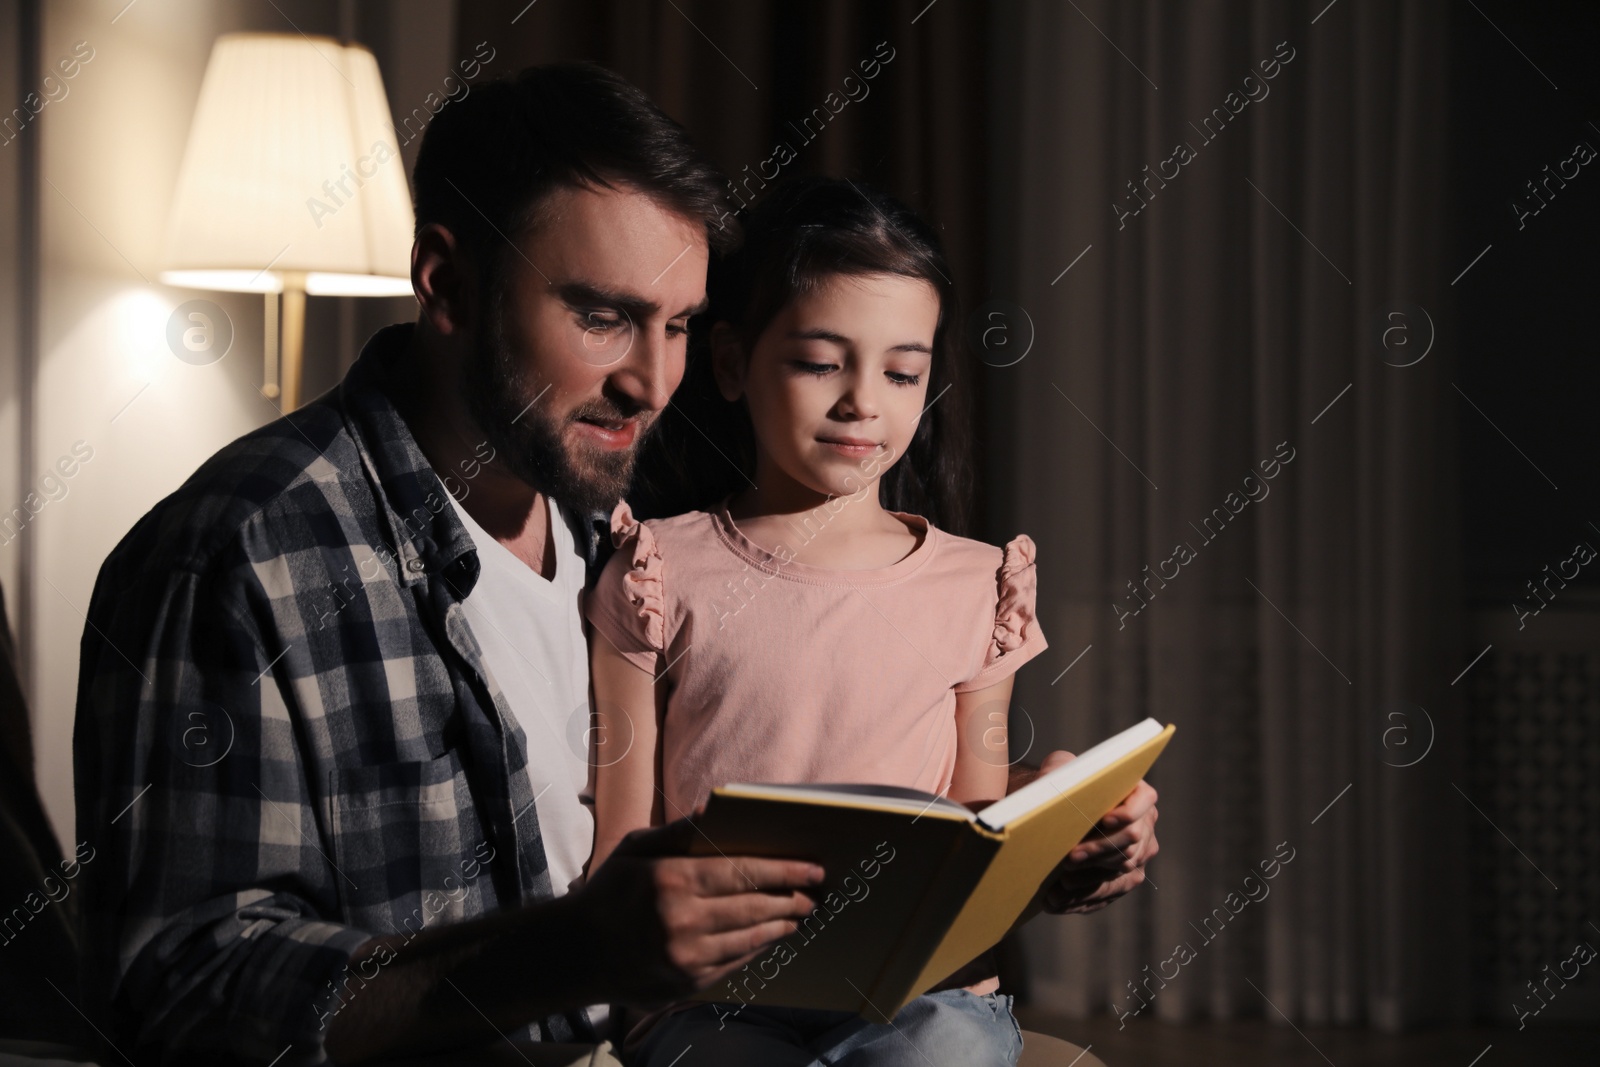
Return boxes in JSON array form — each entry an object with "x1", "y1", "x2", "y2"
[{"x1": 463, "y1": 181, "x2": 709, "y2": 516}]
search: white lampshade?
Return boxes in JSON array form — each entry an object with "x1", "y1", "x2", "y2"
[{"x1": 161, "y1": 33, "x2": 415, "y2": 297}]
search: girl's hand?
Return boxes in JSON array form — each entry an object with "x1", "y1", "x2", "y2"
[{"x1": 1024, "y1": 750, "x2": 1160, "y2": 914}]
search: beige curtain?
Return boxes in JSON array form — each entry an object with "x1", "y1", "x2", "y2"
[{"x1": 992, "y1": 0, "x2": 1469, "y2": 1028}]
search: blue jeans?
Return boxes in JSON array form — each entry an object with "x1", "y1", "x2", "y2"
[{"x1": 632, "y1": 989, "x2": 1023, "y2": 1067}]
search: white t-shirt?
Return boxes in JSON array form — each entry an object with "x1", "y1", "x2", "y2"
[{"x1": 446, "y1": 491, "x2": 594, "y2": 898}]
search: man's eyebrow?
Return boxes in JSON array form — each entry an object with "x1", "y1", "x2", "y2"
[
  {"x1": 788, "y1": 328, "x2": 933, "y2": 355},
  {"x1": 557, "y1": 281, "x2": 707, "y2": 320},
  {"x1": 557, "y1": 282, "x2": 657, "y2": 320}
]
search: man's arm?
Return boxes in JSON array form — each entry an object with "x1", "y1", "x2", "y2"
[
  {"x1": 77, "y1": 536, "x2": 824, "y2": 1064},
  {"x1": 74, "y1": 551, "x2": 375, "y2": 1063},
  {"x1": 326, "y1": 636, "x2": 825, "y2": 1062},
  {"x1": 325, "y1": 821, "x2": 822, "y2": 1062}
]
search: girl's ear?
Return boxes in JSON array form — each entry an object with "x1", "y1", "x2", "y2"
[{"x1": 709, "y1": 322, "x2": 747, "y2": 402}]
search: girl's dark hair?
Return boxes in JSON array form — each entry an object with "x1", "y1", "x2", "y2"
[{"x1": 632, "y1": 176, "x2": 976, "y2": 535}]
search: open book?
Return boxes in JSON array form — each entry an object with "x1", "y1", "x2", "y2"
[{"x1": 687, "y1": 718, "x2": 1175, "y2": 1022}]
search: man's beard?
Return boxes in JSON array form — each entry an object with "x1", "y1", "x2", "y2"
[{"x1": 461, "y1": 300, "x2": 652, "y2": 518}]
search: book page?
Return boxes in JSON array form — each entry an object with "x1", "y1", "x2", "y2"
[
  {"x1": 976, "y1": 717, "x2": 1165, "y2": 830},
  {"x1": 718, "y1": 781, "x2": 975, "y2": 819}
]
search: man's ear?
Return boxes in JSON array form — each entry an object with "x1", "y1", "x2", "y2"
[
  {"x1": 412, "y1": 223, "x2": 475, "y2": 336},
  {"x1": 709, "y1": 322, "x2": 747, "y2": 402}
]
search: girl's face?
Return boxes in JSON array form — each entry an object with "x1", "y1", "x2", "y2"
[{"x1": 717, "y1": 272, "x2": 939, "y2": 501}]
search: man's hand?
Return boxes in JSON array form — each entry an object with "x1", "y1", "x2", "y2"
[
  {"x1": 577, "y1": 819, "x2": 825, "y2": 1006},
  {"x1": 326, "y1": 819, "x2": 821, "y2": 1062},
  {"x1": 1024, "y1": 750, "x2": 1160, "y2": 915}
]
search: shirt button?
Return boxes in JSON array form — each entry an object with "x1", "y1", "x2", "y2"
[{"x1": 406, "y1": 558, "x2": 426, "y2": 574}]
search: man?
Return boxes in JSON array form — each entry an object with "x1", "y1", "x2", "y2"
[{"x1": 74, "y1": 63, "x2": 1156, "y2": 1064}]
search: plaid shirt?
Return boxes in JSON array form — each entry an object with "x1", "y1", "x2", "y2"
[{"x1": 74, "y1": 323, "x2": 605, "y2": 1064}]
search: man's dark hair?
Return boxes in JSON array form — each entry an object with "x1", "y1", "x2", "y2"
[{"x1": 412, "y1": 61, "x2": 736, "y2": 296}]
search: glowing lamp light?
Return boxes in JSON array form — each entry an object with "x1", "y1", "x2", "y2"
[{"x1": 160, "y1": 33, "x2": 415, "y2": 409}]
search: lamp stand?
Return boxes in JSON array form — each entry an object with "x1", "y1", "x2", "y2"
[
  {"x1": 262, "y1": 271, "x2": 308, "y2": 411},
  {"x1": 280, "y1": 271, "x2": 307, "y2": 411},
  {"x1": 263, "y1": 290, "x2": 278, "y2": 400}
]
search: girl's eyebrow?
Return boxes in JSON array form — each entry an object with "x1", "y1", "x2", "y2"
[
  {"x1": 788, "y1": 327, "x2": 851, "y2": 346},
  {"x1": 788, "y1": 328, "x2": 933, "y2": 355}
]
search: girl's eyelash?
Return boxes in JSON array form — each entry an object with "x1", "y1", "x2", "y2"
[{"x1": 793, "y1": 361, "x2": 921, "y2": 386}]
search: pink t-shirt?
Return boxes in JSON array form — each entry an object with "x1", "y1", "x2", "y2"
[{"x1": 583, "y1": 498, "x2": 1048, "y2": 819}]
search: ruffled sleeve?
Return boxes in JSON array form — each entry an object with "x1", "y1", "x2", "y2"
[
  {"x1": 583, "y1": 501, "x2": 667, "y2": 673},
  {"x1": 955, "y1": 534, "x2": 1049, "y2": 692}
]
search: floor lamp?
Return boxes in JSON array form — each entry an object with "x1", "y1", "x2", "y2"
[{"x1": 160, "y1": 33, "x2": 415, "y2": 410}]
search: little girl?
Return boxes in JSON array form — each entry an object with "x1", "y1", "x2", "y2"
[{"x1": 584, "y1": 177, "x2": 1047, "y2": 1066}]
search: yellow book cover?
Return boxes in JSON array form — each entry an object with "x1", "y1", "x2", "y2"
[{"x1": 687, "y1": 718, "x2": 1175, "y2": 1022}]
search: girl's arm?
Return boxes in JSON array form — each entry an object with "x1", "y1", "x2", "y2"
[
  {"x1": 588, "y1": 628, "x2": 668, "y2": 874},
  {"x1": 939, "y1": 677, "x2": 1018, "y2": 995},
  {"x1": 948, "y1": 675, "x2": 1016, "y2": 808}
]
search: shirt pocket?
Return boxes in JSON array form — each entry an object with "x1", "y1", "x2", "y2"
[{"x1": 327, "y1": 750, "x2": 484, "y2": 931}]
